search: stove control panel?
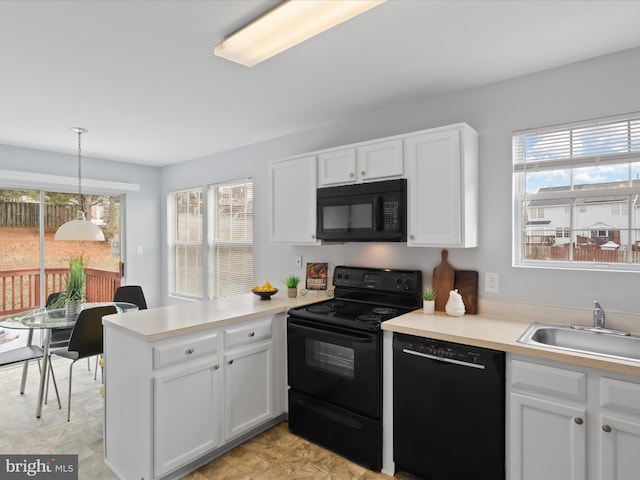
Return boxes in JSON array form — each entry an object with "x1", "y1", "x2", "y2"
[{"x1": 333, "y1": 266, "x2": 422, "y2": 294}]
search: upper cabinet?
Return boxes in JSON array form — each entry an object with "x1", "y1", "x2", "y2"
[
  {"x1": 318, "y1": 139, "x2": 403, "y2": 186},
  {"x1": 269, "y1": 155, "x2": 320, "y2": 245},
  {"x1": 405, "y1": 124, "x2": 478, "y2": 248},
  {"x1": 269, "y1": 123, "x2": 478, "y2": 247}
]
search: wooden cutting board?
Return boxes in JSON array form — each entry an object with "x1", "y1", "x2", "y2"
[
  {"x1": 454, "y1": 270, "x2": 479, "y2": 315},
  {"x1": 432, "y1": 249, "x2": 455, "y2": 311}
]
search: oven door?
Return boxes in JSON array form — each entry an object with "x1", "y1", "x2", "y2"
[{"x1": 287, "y1": 316, "x2": 381, "y2": 418}]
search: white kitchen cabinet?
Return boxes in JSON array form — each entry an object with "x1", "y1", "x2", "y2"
[
  {"x1": 508, "y1": 355, "x2": 640, "y2": 480},
  {"x1": 405, "y1": 123, "x2": 478, "y2": 248},
  {"x1": 317, "y1": 139, "x2": 403, "y2": 186},
  {"x1": 154, "y1": 356, "x2": 222, "y2": 477},
  {"x1": 224, "y1": 340, "x2": 273, "y2": 440},
  {"x1": 104, "y1": 315, "x2": 281, "y2": 480},
  {"x1": 223, "y1": 316, "x2": 274, "y2": 440},
  {"x1": 269, "y1": 155, "x2": 319, "y2": 244}
]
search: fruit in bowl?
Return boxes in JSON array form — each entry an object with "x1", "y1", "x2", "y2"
[{"x1": 252, "y1": 282, "x2": 278, "y2": 300}]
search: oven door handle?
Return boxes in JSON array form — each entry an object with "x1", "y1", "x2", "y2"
[{"x1": 288, "y1": 318, "x2": 374, "y2": 343}]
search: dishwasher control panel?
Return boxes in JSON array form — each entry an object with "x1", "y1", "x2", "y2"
[{"x1": 393, "y1": 334, "x2": 501, "y2": 368}]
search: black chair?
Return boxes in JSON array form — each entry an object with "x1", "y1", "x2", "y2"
[
  {"x1": 113, "y1": 285, "x2": 147, "y2": 310},
  {"x1": 46, "y1": 292, "x2": 73, "y2": 349},
  {"x1": 49, "y1": 305, "x2": 116, "y2": 421}
]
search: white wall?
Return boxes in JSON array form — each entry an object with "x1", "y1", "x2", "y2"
[
  {"x1": 0, "y1": 144, "x2": 162, "y2": 307},
  {"x1": 161, "y1": 46, "x2": 640, "y2": 318}
]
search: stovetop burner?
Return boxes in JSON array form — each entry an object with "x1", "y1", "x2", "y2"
[{"x1": 288, "y1": 266, "x2": 423, "y2": 332}]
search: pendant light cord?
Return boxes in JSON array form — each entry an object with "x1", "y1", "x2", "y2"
[{"x1": 72, "y1": 127, "x2": 87, "y2": 215}]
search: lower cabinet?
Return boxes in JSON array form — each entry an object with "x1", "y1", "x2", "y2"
[
  {"x1": 508, "y1": 355, "x2": 640, "y2": 480},
  {"x1": 154, "y1": 357, "x2": 222, "y2": 477},
  {"x1": 104, "y1": 315, "x2": 280, "y2": 480}
]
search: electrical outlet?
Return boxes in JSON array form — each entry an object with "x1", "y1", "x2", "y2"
[
  {"x1": 295, "y1": 255, "x2": 302, "y2": 269},
  {"x1": 485, "y1": 272, "x2": 499, "y2": 293}
]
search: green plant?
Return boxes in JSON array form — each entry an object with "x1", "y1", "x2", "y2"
[
  {"x1": 52, "y1": 255, "x2": 88, "y2": 307},
  {"x1": 422, "y1": 286, "x2": 437, "y2": 301},
  {"x1": 283, "y1": 275, "x2": 301, "y2": 288}
]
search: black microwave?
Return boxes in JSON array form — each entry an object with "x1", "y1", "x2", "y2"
[{"x1": 316, "y1": 178, "x2": 407, "y2": 242}]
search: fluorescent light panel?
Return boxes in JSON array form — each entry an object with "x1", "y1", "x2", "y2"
[{"x1": 214, "y1": 0, "x2": 385, "y2": 67}]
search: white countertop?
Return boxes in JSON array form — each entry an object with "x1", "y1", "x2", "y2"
[
  {"x1": 102, "y1": 292, "x2": 327, "y2": 342},
  {"x1": 383, "y1": 309, "x2": 640, "y2": 376}
]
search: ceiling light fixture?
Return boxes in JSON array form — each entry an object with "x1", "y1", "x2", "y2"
[
  {"x1": 214, "y1": 0, "x2": 385, "y2": 67},
  {"x1": 55, "y1": 127, "x2": 105, "y2": 241}
]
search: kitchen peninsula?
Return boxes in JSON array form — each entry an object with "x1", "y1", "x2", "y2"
[{"x1": 102, "y1": 292, "x2": 326, "y2": 480}]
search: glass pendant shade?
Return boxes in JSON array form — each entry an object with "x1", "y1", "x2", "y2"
[{"x1": 55, "y1": 211, "x2": 105, "y2": 241}]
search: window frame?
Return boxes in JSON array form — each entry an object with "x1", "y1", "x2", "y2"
[{"x1": 513, "y1": 112, "x2": 640, "y2": 272}]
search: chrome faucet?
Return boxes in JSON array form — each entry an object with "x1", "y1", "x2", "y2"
[{"x1": 593, "y1": 301, "x2": 605, "y2": 329}]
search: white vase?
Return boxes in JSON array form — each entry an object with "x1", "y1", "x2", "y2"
[
  {"x1": 423, "y1": 300, "x2": 435, "y2": 314},
  {"x1": 445, "y1": 289, "x2": 465, "y2": 317}
]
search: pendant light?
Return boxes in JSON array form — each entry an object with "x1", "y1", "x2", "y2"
[{"x1": 55, "y1": 127, "x2": 105, "y2": 241}]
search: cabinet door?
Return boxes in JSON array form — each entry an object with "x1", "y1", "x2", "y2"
[
  {"x1": 269, "y1": 156, "x2": 319, "y2": 244},
  {"x1": 405, "y1": 125, "x2": 478, "y2": 247},
  {"x1": 153, "y1": 358, "x2": 222, "y2": 478},
  {"x1": 318, "y1": 148, "x2": 356, "y2": 186},
  {"x1": 224, "y1": 340, "x2": 273, "y2": 440},
  {"x1": 357, "y1": 139, "x2": 403, "y2": 182},
  {"x1": 510, "y1": 393, "x2": 587, "y2": 480},
  {"x1": 599, "y1": 415, "x2": 640, "y2": 480}
]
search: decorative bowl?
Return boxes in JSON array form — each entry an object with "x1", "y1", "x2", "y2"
[{"x1": 252, "y1": 289, "x2": 278, "y2": 300}]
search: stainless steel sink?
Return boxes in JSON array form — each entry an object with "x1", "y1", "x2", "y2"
[{"x1": 517, "y1": 322, "x2": 640, "y2": 363}]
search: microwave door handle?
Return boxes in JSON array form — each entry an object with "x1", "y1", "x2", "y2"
[{"x1": 373, "y1": 196, "x2": 382, "y2": 231}]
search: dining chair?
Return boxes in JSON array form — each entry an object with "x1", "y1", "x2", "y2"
[
  {"x1": 49, "y1": 305, "x2": 116, "y2": 421},
  {"x1": 113, "y1": 285, "x2": 147, "y2": 310}
]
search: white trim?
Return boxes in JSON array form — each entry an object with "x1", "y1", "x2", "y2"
[{"x1": 0, "y1": 169, "x2": 140, "y2": 193}]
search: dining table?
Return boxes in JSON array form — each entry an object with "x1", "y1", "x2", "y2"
[{"x1": 0, "y1": 301, "x2": 138, "y2": 418}]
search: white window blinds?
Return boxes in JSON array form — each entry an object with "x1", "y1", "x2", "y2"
[{"x1": 208, "y1": 179, "x2": 253, "y2": 299}]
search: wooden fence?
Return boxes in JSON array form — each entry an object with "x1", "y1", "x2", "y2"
[
  {"x1": 0, "y1": 267, "x2": 121, "y2": 315},
  {"x1": 525, "y1": 245, "x2": 640, "y2": 263},
  {"x1": 0, "y1": 202, "x2": 79, "y2": 227}
]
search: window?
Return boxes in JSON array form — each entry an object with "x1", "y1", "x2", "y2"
[
  {"x1": 208, "y1": 179, "x2": 253, "y2": 298},
  {"x1": 513, "y1": 112, "x2": 640, "y2": 270},
  {"x1": 168, "y1": 188, "x2": 203, "y2": 299}
]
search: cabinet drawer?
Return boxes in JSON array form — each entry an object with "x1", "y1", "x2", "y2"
[
  {"x1": 224, "y1": 318, "x2": 271, "y2": 349},
  {"x1": 600, "y1": 376, "x2": 640, "y2": 415},
  {"x1": 153, "y1": 331, "x2": 220, "y2": 370},
  {"x1": 511, "y1": 358, "x2": 586, "y2": 402}
]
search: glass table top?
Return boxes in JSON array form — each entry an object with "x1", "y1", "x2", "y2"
[{"x1": 0, "y1": 302, "x2": 138, "y2": 330}]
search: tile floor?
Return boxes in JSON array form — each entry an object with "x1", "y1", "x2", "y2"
[{"x1": 0, "y1": 333, "x2": 417, "y2": 480}]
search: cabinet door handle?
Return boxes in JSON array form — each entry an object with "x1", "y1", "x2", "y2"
[
  {"x1": 248, "y1": 332, "x2": 255, "y2": 337},
  {"x1": 574, "y1": 417, "x2": 584, "y2": 425},
  {"x1": 349, "y1": 172, "x2": 354, "y2": 178},
  {"x1": 213, "y1": 364, "x2": 220, "y2": 370},
  {"x1": 228, "y1": 360, "x2": 234, "y2": 365},
  {"x1": 361, "y1": 170, "x2": 366, "y2": 176},
  {"x1": 185, "y1": 348, "x2": 194, "y2": 355},
  {"x1": 409, "y1": 234, "x2": 415, "y2": 240},
  {"x1": 602, "y1": 424, "x2": 612, "y2": 433}
]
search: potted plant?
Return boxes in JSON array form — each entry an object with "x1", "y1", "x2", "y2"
[
  {"x1": 423, "y1": 286, "x2": 436, "y2": 314},
  {"x1": 283, "y1": 275, "x2": 301, "y2": 298},
  {"x1": 53, "y1": 255, "x2": 88, "y2": 320}
]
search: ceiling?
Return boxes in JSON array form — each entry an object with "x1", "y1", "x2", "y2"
[{"x1": 2, "y1": 0, "x2": 640, "y2": 167}]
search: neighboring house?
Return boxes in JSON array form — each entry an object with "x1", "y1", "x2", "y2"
[{"x1": 526, "y1": 180, "x2": 640, "y2": 250}]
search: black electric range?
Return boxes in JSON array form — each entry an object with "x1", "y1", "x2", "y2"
[{"x1": 289, "y1": 265, "x2": 423, "y2": 331}]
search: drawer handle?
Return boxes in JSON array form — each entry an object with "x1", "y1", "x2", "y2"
[
  {"x1": 602, "y1": 424, "x2": 612, "y2": 433},
  {"x1": 228, "y1": 360, "x2": 234, "y2": 365},
  {"x1": 185, "y1": 348, "x2": 194, "y2": 355},
  {"x1": 248, "y1": 332, "x2": 255, "y2": 337},
  {"x1": 574, "y1": 417, "x2": 584, "y2": 425},
  {"x1": 214, "y1": 364, "x2": 220, "y2": 370}
]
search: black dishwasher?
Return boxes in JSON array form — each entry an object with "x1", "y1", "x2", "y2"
[{"x1": 393, "y1": 333, "x2": 505, "y2": 480}]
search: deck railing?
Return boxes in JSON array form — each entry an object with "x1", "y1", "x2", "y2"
[{"x1": 0, "y1": 267, "x2": 121, "y2": 315}]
